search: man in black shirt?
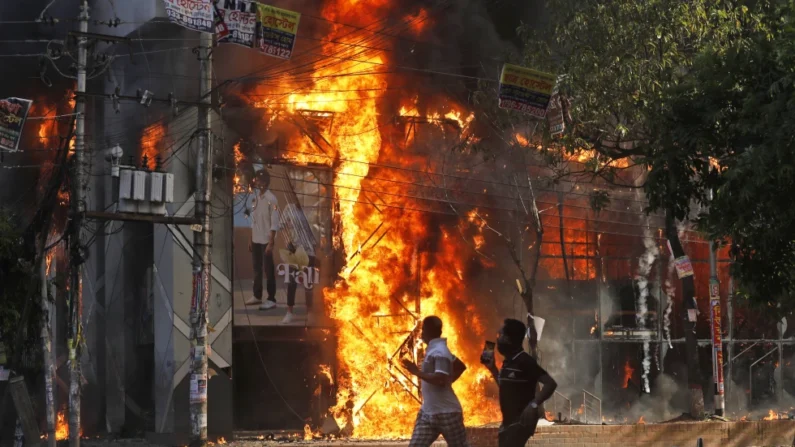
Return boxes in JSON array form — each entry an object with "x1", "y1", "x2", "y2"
[{"x1": 482, "y1": 318, "x2": 557, "y2": 447}]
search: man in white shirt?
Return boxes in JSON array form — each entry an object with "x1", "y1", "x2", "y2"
[
  {"x1": 402, "y1": 316, "x2": 470, "y2": 447},
  {"x1": 246, "y1": 170, "x2": 281, "y2": 311}
]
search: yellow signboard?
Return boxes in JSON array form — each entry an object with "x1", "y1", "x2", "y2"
[
  {"x1": 498, "y1": 64, "x2": 556, "y2": 118},
  {"x1": 256, "y1": 4, "x2": 301, "y2": 59}
]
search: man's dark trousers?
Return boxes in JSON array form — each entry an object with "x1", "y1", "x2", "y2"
[{"x1": 252, "y1": 242, "x2": 276, "y2": 301}]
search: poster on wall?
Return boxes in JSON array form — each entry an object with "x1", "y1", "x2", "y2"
[
  {"x1": 189, "y1": 373, "x2": 207, "y2": 403},
  {"x1": 232, "y1": 165, "x2": 331, "y2": 327},
  {"x1": 255, "y1": 3, "x2": 301, "y2": 59}
]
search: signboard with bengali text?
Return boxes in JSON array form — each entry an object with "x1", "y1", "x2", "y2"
[
  {"x1": 162, "y1": 0, "x2": 214, "y2": 34},
  {"x1": 218, "y1": 0, "x2": 258, "y2": 47},
  {"x1": 0, "y1": 97, "x2": 32, "y2": 152},
  {"x1": 498, "y1": 64, "x2": 556, "y2": 119},
  {"x1": 256, "y1": 3, "x2": 301, "y2": 60}
]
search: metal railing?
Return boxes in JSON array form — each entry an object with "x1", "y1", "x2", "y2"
[
  {"x1": 551, "y1": 391, "x2": 571, "y2": 422},
  {"x1": 582, "y1": 389, "x2": 602, "y2": 424}
]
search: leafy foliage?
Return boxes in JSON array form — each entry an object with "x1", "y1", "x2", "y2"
[
  {"x1": 658, "y1": 2, "x2": 795, "y2": 309},
  {"x1": 520, "y1": 0, "x2": 774, "y2": 216},
  {"x1": 516, "y1": 0, "x2": 795, "y2": 310},
  {"x1": 0, "y1": 211, "x2": 41, "y2": 365}
]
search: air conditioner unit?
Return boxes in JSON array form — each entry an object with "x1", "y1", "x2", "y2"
[
  {"x1": 133, "y1": 170, "x2": 151, "y2": 214},
  {"x1": 163, "y1": 173, "x2": 174, "y2": 203},
  {"x1": 150, "y1": 171, "x2": 166, "y2": 216},
  {"x1": 118, "y1": 168, "x2": 136, "y2": 213}
]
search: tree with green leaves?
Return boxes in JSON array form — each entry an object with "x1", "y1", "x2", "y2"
[
  {"x1": 514, "y1": 0, "x2": 776, "y2": 417},
  {"x1": 658, "y1": 2, "x2": 795, "y2": 314},
  {"x1": 0, "y1": 212, "x2": 40, "y2": 366}
]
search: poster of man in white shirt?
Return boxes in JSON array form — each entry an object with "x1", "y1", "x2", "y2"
[
  {"x1": 233, "y1": 163, "x2": 333, "y2": 327},
  {"x1": 246, "y1": 169, "x2": 281, "y2": 311}
]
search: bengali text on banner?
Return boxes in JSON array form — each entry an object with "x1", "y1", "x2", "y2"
[
  {"x1": 162, "y1": 0, "x2": 214, "y2": 34},
  {"x1": 0, "y1": 97, "x2": 33, "y2": 152},
  {"x1": 217, "y1": 0, "x2": 258, "y2": 47},
  {"x1": 255, "y1": 3, "x2": 301, "y2": 60},
  {"x1": 498, "y1": 63, "x2": 556, "y2": 119}
]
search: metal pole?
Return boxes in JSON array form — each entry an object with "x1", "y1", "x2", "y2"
[
  {"x1": 582, "y1": 391, "x2": 587, "y2": 424},
  {"x1": 40, "y1": 242, "x2": 56, "y2": 447},
  {"x1": 595, "y1": 222, "x2": 603, "y2": 397},
  {"x1": 708, "y1": 197, "x2": 725, "y2": 416},
  {"x1": 777, "y1": 317, "x2": 784, "y2": 402},
  {"x1": 727, "y1": 277, "x2": 734, "y2": 410},
  {"x1": 189, "y1": 31, "x2": 213, "y2": 447},
  {"x1": 69, "y1": 3, "x2": 89, "y2": 446}
]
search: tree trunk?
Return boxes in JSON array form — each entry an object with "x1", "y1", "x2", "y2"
[
  {"x1": 522, "y1": 193, "x2": 544, "y2": 359},
  {"x1": 665, "y1": 210, "x2": 704, "y2": 417}
]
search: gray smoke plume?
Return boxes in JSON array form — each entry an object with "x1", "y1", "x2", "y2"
[
  {"x1": 624, "y1": 374, "x2": 687, "y2": 423},
  {"x1": 636, "y1": 225, "x2": 658, "y2": 394}
]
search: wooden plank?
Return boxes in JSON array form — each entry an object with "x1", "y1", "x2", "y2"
[{"x1": 9, "y1": 376, "x2": 40, "y2": 446}]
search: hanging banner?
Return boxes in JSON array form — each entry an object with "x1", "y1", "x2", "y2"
[
  {"x1": 498, "y1": 64, "x2": 556, "y2": 119},
  {"x1": 547, "y1": 91, "x2": 565, "y2": 137},
  {"x1": 162, "y1": 0, "x2": 214, "y2": 34},
  {"x1": 674, "y1": 256, "x2": 694, "y2": 279},
  {"x1": 217, "y1": 0, "x2": 258, "y2": 47},
  {"x1": 255, "y1": 3, "x2": 301, "y2": 60},
  {"x1": 213, "y1": 2, "x2": 230, "y2": 40},
  {"x1": 0, "y1": 98, "x2": 32, "y2": 152}
]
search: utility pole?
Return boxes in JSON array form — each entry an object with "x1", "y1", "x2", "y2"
[
  {"x1": 40, "y1": 239, "x2": 56, "y2": 447},
  {"x1": 708, "y1": 188, "x2": 725, "y2": 417},
  {"x1": 68, "y1": 2, "x2": 89, "y2": 446},
  {"x1": 189, "y1": 30, "x2": 214, "y2": 447}
]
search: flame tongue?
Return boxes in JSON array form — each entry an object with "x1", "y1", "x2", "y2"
[{"x1": 252, "y1": 0, "x2": 500, "y2": 438}]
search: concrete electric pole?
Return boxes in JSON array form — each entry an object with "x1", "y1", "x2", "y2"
[
  {"x1": 68, "y1": 1, "x2": 89, "y2": 446},
  {"x1": 189, "y1": 31, "x2": 214, "y2": 447},
  {"x1": 40, "y1": 236, "x2": 56, "y2": 447},
  {"x1": 708, "y1": 186, "x2": 726, "y2": 417}
]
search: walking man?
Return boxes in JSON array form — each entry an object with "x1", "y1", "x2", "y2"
[
  {"x1": 482, "y1": 318, "x2": 557, "y2": 447},
  {"x1": 245, "y1": 170, "x2": 281, "y2": 311},
  {"x1": 402, "y1": 316, "x2": 469, "y2": 447}
]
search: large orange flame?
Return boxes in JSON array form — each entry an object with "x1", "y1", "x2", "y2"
[
  {"x1": 245, "y1": 0, "x2": 500, "y2": 438},
  {"x1": 54, "y1": 408, "x2": 81, "y2": 440},
  {"x1": 622, "y1": 360, "x2": 634, "y2": 389},
  {"x1": 140, "y1": 122, "x2": 165, "y2": 170},
  {"x1": 764, "y1": 409, "x2": 779, "y2": 420}
]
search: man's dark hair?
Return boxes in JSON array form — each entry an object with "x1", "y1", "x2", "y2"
[
  {"x1": 422, "y1": 316, "x2": 443, "y2": 339},
  {"x1": 503, "y1": 318, "x2": 526, "y2": 344},
  {"x1": 255, "y1": 169, "x2": 271, "y2": 187}
]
